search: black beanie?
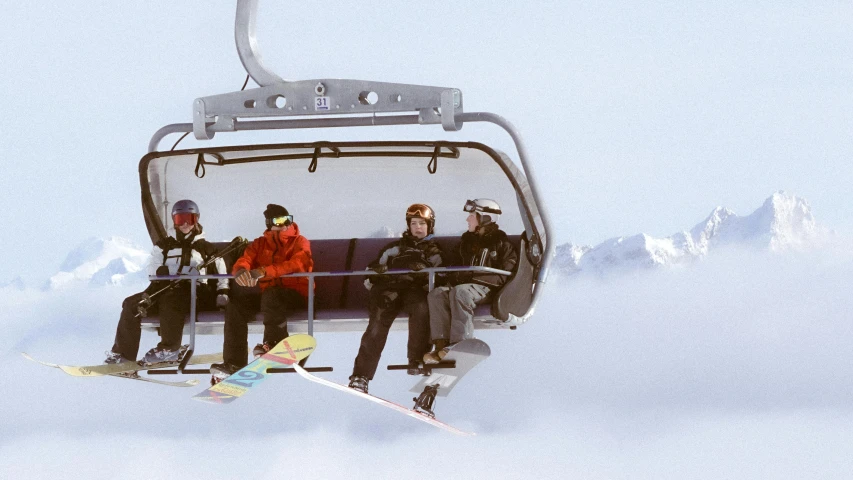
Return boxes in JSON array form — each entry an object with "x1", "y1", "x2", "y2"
[{"x1": 264, "y1": 204, "x2": 289, "y2": 219}]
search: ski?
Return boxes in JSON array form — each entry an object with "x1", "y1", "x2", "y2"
[
  {"x1": 292, "y1": 364, "x2": 474, "y2": 436},
  {"x1": 22, "y1": 353, "x2": 201, "y2": 387},
  {"x1": 192, "y1": 334, "x2": 316, "y2": 405},
  {"x1": 21, "y1": 351, "x2": 224, "y2": 377}
]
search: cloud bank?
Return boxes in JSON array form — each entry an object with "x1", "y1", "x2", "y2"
[{"x1": 2, "y1": 244, "x2": 853, "y2": 479}]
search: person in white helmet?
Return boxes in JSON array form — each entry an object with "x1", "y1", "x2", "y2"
[
  {"x1": 423, "y1": 199, "x2": 518, "y2": 363},
  {"x1": 105, "y1": 199, "x2": 229, "y2": 366}
]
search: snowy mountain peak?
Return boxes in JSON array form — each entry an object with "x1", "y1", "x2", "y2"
[
  {"x1": 559, "y1": 192, "x2": 828, "y2": 276},
  {"x1": 1, "y1": 276, "x2": 26, "y2": 291},
  {"x1": 758, "y1": 191, "x2": 820, "y2": 250},
  {"x1": 47, "y1": 236, "x2": 150, "y2": 290},
  {"x1": 369, "y1": 226, "x2": 400, "y2": 238}
]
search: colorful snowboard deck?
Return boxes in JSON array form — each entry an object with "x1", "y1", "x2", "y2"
[{"x1": 192, "y1": 334, "x2": 316, "y2": 405}]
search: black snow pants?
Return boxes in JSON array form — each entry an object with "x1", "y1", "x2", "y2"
[
  {"x1": 111, "y1": 283, "x2": 214, "y2": 360},
  {"x1": 351, "y1": 286, "x2": 431, "y2": 380},
  {"x1": 222, "y1": 284, "x2": 306, "y2": 367}
]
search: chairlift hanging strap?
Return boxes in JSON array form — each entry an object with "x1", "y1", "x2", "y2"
[
  {"x1": 195, "y1": 153, "x2": 206, "y2": 178},
  {"x1": 428, "y1": 146, "x2": 439, "y2": 174}
]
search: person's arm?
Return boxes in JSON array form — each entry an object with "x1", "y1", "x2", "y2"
[
  {"x1": 147, "y1": 244, "x2": 165, "y2": 276},
  {"x1": 232, "y1": 238, "x2": 259, "y2": 274}
]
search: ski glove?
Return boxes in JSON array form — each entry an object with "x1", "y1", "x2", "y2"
[
  {"x1": 370, "y1": 263, "x2": 388, "y2": 274},
  {"x1": 235, "y1": 268, "x2": 266, "y2": 287},
  {"x1": 216, "y1": 290, "x2": 229, "y2": 310},
  {"x1": 136, "y1": 293, "x2": 153, "y2": 318}
]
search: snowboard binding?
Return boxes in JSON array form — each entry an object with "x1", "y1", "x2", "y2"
[{"x1": 412, "y1": 384, "x2": 439, "y2": 418}]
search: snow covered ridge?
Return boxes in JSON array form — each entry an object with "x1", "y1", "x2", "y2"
[
  {"x1": 369, "y1": 226, "x2": 400, "y2": 238},
  {"x1": 556, "y1": 191, "x2": 830, "y2": 275},
  {"x1": 35, "y1": 192, "x2": 828, "y2": 288},
  {"x1": 0, "y1": 276, "x2": 26, "y2": 291},
  {"x1": 45, "y1": 236, "x2": 150, "y2": 290}
]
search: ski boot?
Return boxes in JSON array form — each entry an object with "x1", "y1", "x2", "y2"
[
  {"x1": 141, "y1": 344, "x2": 188, "y2": 366},
  {"x1": 422, "y1": 347, "x2": 450, "y2": 364},
  {"x1": 406, "y1": 359, "x2": 425, "y2": 376},
  {"x1": 413, "y1": 384, "x2": 439, "y2": 418},
  {"x1": 104, "y1": 350, "x2": 125, "y2": 365},
  {"x1": 348, "y1": 375, "x2": 369, "y2": 394},
  {"x1": 423, "y1": 340, "x2": 450, "y2": 365},
  {"x1": 252, "y1": 342, "x2": 275, "y2": 358},
  {"x1": 209, "y1": 362, "x2": 240, "y2": 386}
]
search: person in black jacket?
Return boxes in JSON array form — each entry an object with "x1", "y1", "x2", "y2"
[
  {"x1": 105, "y1": 200, "x2": 229, "y2": 366},
  {"x1": 348, "y1": 204, "x2": 445, "y2": 394},
  {"x1": 424, "y1": 198, "x2": 517, "y2": 363}
]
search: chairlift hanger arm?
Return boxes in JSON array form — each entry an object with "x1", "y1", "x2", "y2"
[
  {"x1": 193, "y1": 80, "x2": 463, "y2": 140},
  {"x1": 195, "y1": 0, "x2": 463, "y2": 140}
]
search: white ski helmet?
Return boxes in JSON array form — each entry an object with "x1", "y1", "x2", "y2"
[{"x1": 463, "y1": 198, "x2": 501, "y2": 225}]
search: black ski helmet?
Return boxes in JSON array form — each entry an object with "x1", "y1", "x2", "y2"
[
  {"x1": 406, "y1": 203, "x2": 435, "y2": 234},
  {"x1": 264, "y1": 204, "x2": 293, "y2": 229}
]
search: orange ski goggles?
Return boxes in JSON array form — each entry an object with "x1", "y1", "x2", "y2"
[{"x1": 172, "y1": 212, "x2": 198, "y2": 226}]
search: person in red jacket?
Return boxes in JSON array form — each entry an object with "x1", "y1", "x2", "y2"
[{"x1": 210, "y1": 204, "x2": 313, "y2": 382}]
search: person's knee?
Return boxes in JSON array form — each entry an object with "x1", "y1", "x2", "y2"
[
  {"x1": 428, "y1": 287, "x2": 449, "y2": 307},
  {"x1": 451, "y1": 285, "x2": 475, "y2": 305}
]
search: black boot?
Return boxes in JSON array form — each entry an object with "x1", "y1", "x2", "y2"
[
  {"x1": 209, "y1": 362, "x2": 240, "y2": 385},
  {"x1": 348, "y1": 375, "x2": 369, "y2": 394},
  {"x1": 413, "y1": 384, "x2": 439, "y2": 418}
]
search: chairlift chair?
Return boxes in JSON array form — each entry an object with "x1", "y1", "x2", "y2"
[{"x1": 138, "y1": 0, "x2": 555, "y2": 364}]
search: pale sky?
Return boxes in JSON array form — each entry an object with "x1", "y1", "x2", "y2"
[{"x1": 2, "y1": 1, "x2": 852, "y2": 284}]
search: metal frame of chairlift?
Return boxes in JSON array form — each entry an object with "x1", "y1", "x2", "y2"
[{"x1": 146, "y1": 0, "x2": 555, "y2": 372}]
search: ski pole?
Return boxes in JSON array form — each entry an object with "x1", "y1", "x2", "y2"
[{"x1": 135, "y1": 236, "x2": 248, "y2": 318}]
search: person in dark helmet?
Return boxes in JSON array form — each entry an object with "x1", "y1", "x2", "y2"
[
  {"x1": 347, "y1": 203, "x2": 445, "y2": 394},
  {"x1": 423, "y1": 198, "x2": 517, "y2": 363},
  {"x1": 210, "y1": 204, "x2": 313, "y2": 383},
  {"x1": 106, "y1": 199, "x2": 229, "y2": 365}
]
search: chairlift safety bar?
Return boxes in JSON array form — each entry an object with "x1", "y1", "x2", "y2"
[{"x1": 154, "y1": 265, "x2": 511, "y2": 370}]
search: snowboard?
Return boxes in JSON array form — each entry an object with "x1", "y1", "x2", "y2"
[
  {"x1": 21, "y1": 350, "x2": 224, "y2": 377},
  {"x1": 292, "y1": 364, "x2": 474, "y2": 436},
  {"x1": 192, "y1": 334, "x2": 316, "y2": 405},
  {"x1": 411, "y1": 339, "x2": 491, "y2": 397},
  {"x1": 21, "y1": 353, "x2": 203, "y2": 387}
]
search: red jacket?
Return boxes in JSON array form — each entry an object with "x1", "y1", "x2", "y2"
[{"x1": 232, "y1": 223, "x2": 313, "y2": 297}]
